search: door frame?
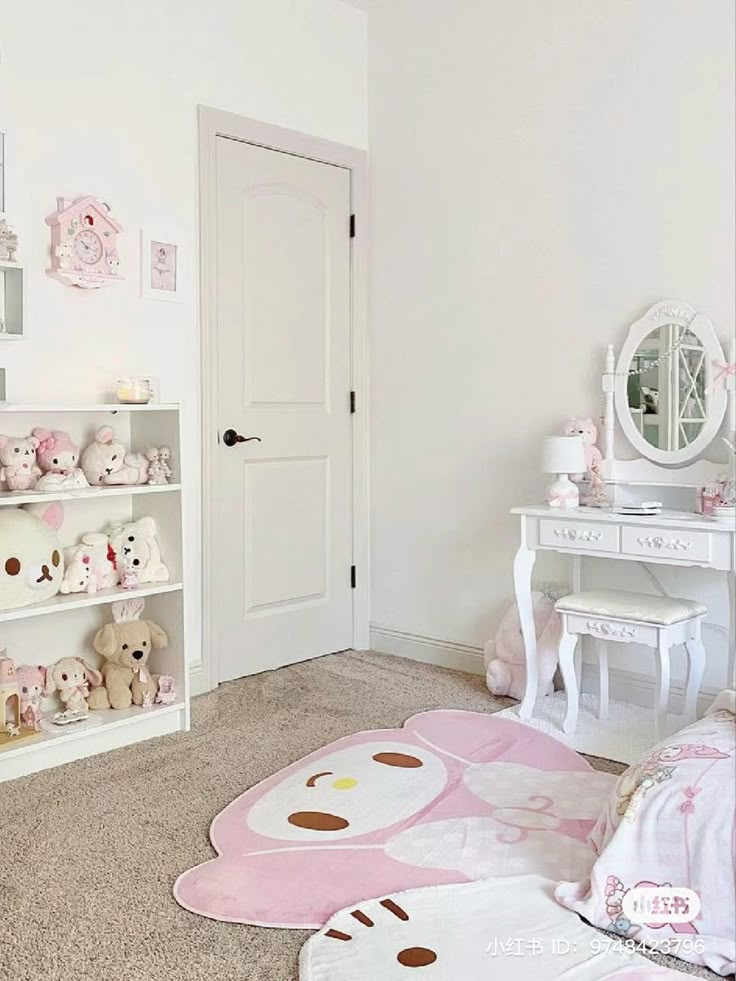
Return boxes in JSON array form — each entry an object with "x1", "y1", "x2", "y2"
[{"x1": 198, "y1": 106, "x2": 370, "y2": 691}]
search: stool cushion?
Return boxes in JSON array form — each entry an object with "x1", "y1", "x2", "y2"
[{"x1": 555, "y1": 589, "x2": 707, "y2": 625}]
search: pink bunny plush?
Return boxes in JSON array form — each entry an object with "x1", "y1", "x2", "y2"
[
  {"x1": 32, "y1": 428, "x2": 89, "y2": 490},
  {"x1": 484, "y1": 591, "x2": 562, "y2": 701},
  {"x1": 16, "y1": 664, "x2": 47, "y2": 729}
]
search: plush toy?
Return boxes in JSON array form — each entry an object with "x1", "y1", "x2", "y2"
[
  {"x1": 88, "y1": 599, "x2": 167, "y2": 710},
  {"x1": 0, "y1": 503, "x2": 64, "y2": 610},
  {"x1": 145, "y1": 447, "x2": 168, "y2": 485},
  {"x1": 80, "y1": 426, "x2": 149, "y2": 486},
  {"x1": 564, "y1": 418, "x2": 603, "y2": 481},
  {"x1": 106, "y1": 517, "x2": 169, "y2": 583},
  {"x1": 46, "y1": 657, "x2": 103, "y2": 714},
  {"x1": 32, "y1": 428, "x2": 89, "y2": 490},
  {"x1": 60, "y1": 533, "x2": 118, "y2": 595},
  {"x1": 484, "y1": 591, "x2": 562, "y2": 701},
  {"x1": 16, "y1": 664, "x2": 47, "y2": 729},
  {"x1": 0, "y1": 434, "x2": 41, "y2": 491}
]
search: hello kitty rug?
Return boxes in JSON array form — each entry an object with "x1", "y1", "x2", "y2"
[
  {"x1": 175, "y1": 711, "x2": 616, "y2": 928},
  {"x1": 299, "y1": 875, "x2": 688, "y2": 980}
]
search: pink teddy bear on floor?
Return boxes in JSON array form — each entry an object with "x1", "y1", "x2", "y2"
[
  {"x1": 564, "y1": 417, "x2": 603, "y2": 482},
  {"x1": 484, "y1": 591, "x2": 562, "y2": 701}
]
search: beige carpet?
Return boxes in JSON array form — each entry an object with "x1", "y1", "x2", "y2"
[{"x1": 0, "y1": 651, "x2": 719, "y2": 981}]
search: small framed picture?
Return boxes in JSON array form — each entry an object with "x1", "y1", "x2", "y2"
[{"x1": 140, "y1": 230, "x2": 183, "y2": 302}]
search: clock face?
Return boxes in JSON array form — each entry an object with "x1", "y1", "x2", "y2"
[{"x1": 74, "y1": 229, "x2": 103, "y2": 265}]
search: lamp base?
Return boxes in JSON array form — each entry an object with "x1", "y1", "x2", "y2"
[{"x1": 546, "y1": 473, "x2": 580, "y2": 510}]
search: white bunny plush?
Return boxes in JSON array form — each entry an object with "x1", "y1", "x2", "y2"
[{"x1": 80, "y1": 426, "x2": 149, "y2": 486}]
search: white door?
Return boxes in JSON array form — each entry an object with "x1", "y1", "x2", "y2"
[{"x1": 212, "y1": 137, "x2": 354, "y2": 682}]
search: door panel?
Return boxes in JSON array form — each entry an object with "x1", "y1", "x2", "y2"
[{"x1": 213, "y1": 137, "x2": 353, "y2": 681}]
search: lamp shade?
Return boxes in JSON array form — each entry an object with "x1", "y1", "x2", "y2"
[{"x1": 541, "y1": 435, "x2": 586, "y2": 474}]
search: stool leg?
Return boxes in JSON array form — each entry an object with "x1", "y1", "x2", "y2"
[
  {"x1": 683, "y1": 627, "x2": 706, "y2": 725},
  {"x1": 655, "y1": 632, "x2": 670, "y2": 741},
  {"x1": 558, "y1": 626, "x2": 580, "y2": 736},
  {"x1": 596, "y1": 639, "x2": 609, "y2": 720}
]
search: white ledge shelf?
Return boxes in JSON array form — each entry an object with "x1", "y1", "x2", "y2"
[
  {"x1": 0, "y1": 403, "x2": 179, "y2": 412},
  {"x1": 0, "y1": 482, "x2": 182, "y2": 507},
  {"x1": 0, "y1": 581, "x2": 183, "y2": 623}
]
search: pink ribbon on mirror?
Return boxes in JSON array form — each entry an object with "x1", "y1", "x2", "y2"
[{"x1": 713, "y1": 360, "x2": 736, "y2": 387}]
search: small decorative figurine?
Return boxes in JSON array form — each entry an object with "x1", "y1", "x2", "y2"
[
  {"x1": 159, "y1": 446, "x2": 173, "y2": 481},
  {"x1": 0, "y1": 652, "x2": 20, "y2": 730},
  {"x1": 141, "y1": 691, "x2": 154, "y2": 709},
  {"x1": 145, "y1": 447, "x2": 168, "y2": 485},
  {"x1": 581, "y1": 461, "x2": 610, "y2": 508},
  {"x1": 155, "y1": 674, "x2": 177, "y2": 705},
  {"x1": 45, "y1": 195, "x2": 123, "y2": 289},
  {"x1": 0, "y1": 217, "x2": 19, "y2": 262},
  {"x1": 119, "y1": 554, "x2": 140, "y2": 591}
]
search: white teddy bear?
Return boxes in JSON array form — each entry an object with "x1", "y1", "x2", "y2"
[
  {"x1": 106, "y1": 517, "x2": 169, "y2": 584},
  {"x1": 80, "y1": 426, "x2": 149, "y2": 486}
]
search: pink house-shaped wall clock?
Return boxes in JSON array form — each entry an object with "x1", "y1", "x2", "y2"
[{"x1": 45, "y1": 195, "x2": 123, "y2": 289}]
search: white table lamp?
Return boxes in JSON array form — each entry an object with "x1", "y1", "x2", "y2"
[{"x1": 542, "y1": 435, "x2": 586, "y2": 509}]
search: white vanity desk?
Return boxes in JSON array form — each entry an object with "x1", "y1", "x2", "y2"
[
  {"x1": 513, "y1": 300, "x2": 736, "y2": 722},
  {"x1": 511, "y1": 504, "x2": 735, "y2": 720}
]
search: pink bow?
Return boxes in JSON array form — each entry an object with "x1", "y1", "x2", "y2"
[{"x1": 713, "y1": 361, "x2": 736, "y2": 387}]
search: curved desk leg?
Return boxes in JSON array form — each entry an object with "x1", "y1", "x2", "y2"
[
  {"x1": 514, "y1": 537, "x2": 538, "y2": 721},
  {"x1": 728, "y1": 573, "x2": 736, "y2": 689}
]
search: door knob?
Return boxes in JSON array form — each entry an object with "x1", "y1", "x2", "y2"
[{"x1": 222, "y1": 429, "x2": 262, "y2": 447}]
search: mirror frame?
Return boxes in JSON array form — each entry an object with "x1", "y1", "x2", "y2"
[{"x1": 615, "y1": 301, "x2": 727, "y2": 466}]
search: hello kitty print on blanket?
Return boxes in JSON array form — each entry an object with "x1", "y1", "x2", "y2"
[{"x1": 175, "y1": 710, "x2": 615, "y2": 928}]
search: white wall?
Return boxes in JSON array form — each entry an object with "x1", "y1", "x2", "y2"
[
  {"x1": 368, "y1": 0, "x2": 735, "y2": 692},
  {"x1": 0, "y1": 0, "x2": 367, "y2": 668}
]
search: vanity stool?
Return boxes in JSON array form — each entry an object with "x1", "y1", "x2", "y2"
[{"x1": 554, "y1": 589, "x2": 707, "y2": 740}]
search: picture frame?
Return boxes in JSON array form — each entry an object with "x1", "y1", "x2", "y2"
[{"x1": 140, "y1": 229, "x2": 184, "y2": 302}]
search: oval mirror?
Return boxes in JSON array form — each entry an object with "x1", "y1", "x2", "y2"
[{"x1": 615, "y1": 302, "x2": 728, "y2": 465}]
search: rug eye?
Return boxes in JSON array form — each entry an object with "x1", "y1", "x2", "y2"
[
  {"x1": 52, "y1": 550, "x2": 61, "y2": 567},
  {"x1": 4, "y1": 557, "x2": 21, "y2": 576},
  {"x1": 397, "y1": 947, "x2": 437, "y2": 968},
  {"x1": 372, "y1": 753, "x2": 423, "y2": 769}
]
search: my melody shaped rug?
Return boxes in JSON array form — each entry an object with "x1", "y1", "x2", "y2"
[
  {"x1": 175, "y1": 711, "x2": 616, "y2": 928},
  {"x1": 299, "y1": 875, "x2": 688, "y2": 980}
]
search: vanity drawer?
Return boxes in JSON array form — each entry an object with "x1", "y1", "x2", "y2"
[
  {"x1": 621, "y1": 526, "x2": 711, "y2": 563},
  {"x1": 539, "y1": 519, "x2": 619, "y2": 553}
]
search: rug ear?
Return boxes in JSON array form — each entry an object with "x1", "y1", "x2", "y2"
[
  {"x1": 174, "y1": 847, "x2": 456, "y2": 929},
  {"x1": 403, "y1": 710, "x2": 591, "y2": 772}
]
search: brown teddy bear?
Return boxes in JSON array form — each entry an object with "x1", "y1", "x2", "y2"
[{"x1": 88, "y1": 599, "x2": 168, "y2": 710}]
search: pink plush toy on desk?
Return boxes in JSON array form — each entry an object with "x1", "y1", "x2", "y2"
[
  {"x1": 32, "y1": 428, "x2": 89, "y2": 490},
  {"x1": 16, "y1": 664, "x2": 47, "y2": 730},
  {"x1": 564, "y1": 418, "x2": 603, "y2": 481}
]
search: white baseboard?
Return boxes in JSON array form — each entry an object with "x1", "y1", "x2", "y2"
[
  {"x1": 370, "y1": 624, "x2": 721, "y2": 716},
  {"x1": 188, "y1": 660, "x2": 209, "y2": 697},
  {"x1": 370, "y1": 625, "x2": 486, "y2": 675}
]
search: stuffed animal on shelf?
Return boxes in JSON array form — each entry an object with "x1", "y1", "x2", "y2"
[
  {"x1": 484, "y1": 591, "x2": 562, "y2": 701},
  {"x1": 0, "y1": 434, "x2": 41, "y2": 491},
  {"x1": 564, "y1": 417, "x2": 604, "y2": 482},
  {"x1": 32, "y1": 428, "x2": 89, "y2": 490},
  {"x1": 106, "y1": 516, "x2": 169, "y2": 584},
  {"x1": 60, "y1": 533, "x2": 118, "y2": 595},
  {"x1": 0, "y1": 503, "x2": 65, "y2": 610},
  {"x1": 16, "y1": 664, "x2": 47, "y2": 730},
  {"x1": 88, "y1": 599, "x2": 167, "y2": 710},
  {"x1": 145, "y1": 447, "x2": 168, "y2": 485},
  {"x1": 80, "y1": 426, "x2": 149, "y2": 486},
  {"x1": 45, "y1": 657, "x2": 102, "y2": 715}
]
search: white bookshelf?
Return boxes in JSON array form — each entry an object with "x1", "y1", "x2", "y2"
[{"x1": 0, "y1": 403, "x2": 189, "y2": 782}]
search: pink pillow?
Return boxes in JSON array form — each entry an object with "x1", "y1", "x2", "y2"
[{"x1": 556, "y1": 692, "x2": 736, "y2": 976}]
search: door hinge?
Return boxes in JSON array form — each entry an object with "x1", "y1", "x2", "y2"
[
  {"x1": 350, "y1": 565, "x2": 357, "y2": 589},
  {"x1": 350, "y1": 214, "x2": 356, "y2": 238},
  {"x1": 350, "y1": 390, "x2": 356, "y2": 414}
]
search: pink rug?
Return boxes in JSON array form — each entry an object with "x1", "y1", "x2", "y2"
[{"x1": 174, "y1": 710, "x2": 615, "y2": 928}]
